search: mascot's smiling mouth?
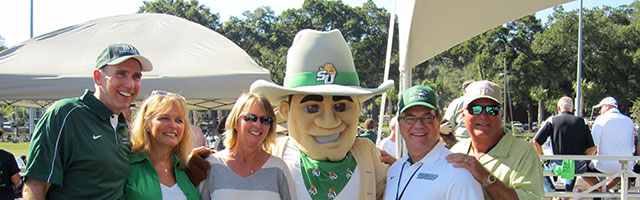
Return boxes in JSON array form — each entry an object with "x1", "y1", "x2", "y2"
[{"x1": 314, "y1": 133, "x2": 340, "y2": 144}]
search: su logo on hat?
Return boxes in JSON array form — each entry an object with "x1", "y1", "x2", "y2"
[
  {"x1": 409, "y1": 89, "x2": 429, "y2": 102},
  {"x1": 316, "y1": 63, "x2": 337, "y2": 84},
  {"x1": 116, "y1": 45, "x2": 139, "y2": 55},
  {"x1": 481, "y1": 84, "x2": 495, "y2": 92}
]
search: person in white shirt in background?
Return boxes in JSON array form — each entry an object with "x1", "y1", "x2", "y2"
[
  {"x1": 584, "y1": 96, "x2": 635, "y2": 191},
  {"x1": 378, "y1": 116, "x2": 397, "y2": 165},
  {"x1": 378, "y1": 116, "x2": 398, "y2": 165}
]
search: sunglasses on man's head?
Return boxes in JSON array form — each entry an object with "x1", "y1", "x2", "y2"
[
  {"x1": 243, "y1": 113, "x2": 274, "y2": 125},
  {"x1": 467, "y1": 105, "x2": 501, "y2": 116},
  {"x1": 151, "y1": 90, "x2": 185, "y2": 99}
]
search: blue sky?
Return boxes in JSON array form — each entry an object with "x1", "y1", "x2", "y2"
[{"x1": 0, "y1": 0, "x2": 635, "y2": 47}]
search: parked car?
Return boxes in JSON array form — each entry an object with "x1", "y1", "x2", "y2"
[
  {"x1": 511, "y1": 121, "x2": 525, "y2": 134},
  {"x1": 3, "y1": 121, "x2": 15, "y2": 132},
  {"x1": 3, "y1": 121, "x2": 15, "y2": 129},
  {"x1": 531, "y1": 122, "x2": 539, "y2": 132}
]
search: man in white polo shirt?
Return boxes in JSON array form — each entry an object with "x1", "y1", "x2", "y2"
[{"x1": 383, "y1": 85, "x2": 482, "y2": 200}]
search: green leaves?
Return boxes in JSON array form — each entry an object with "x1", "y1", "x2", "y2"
[
  {"x1": 137, "y1": 0, "x2": 640, "y2": 123},
  {"x1": 139, "y1": 0, "x2": 221, "y2": 30}
]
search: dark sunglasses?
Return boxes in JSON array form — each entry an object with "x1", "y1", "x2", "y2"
[
  {"x1": 243, "y1": 113, "x2": 274, "y2": 125},
  {"x1": 467, "y1": 105, "x2": 501, "y2": 116}
]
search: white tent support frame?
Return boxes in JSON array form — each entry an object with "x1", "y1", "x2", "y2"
[
  {"x1": 377, "y1": 0, "x2": 574, "y2": 159},
  {"x1": 375, "y1": 0, "x2": 396, "y2": 150}
]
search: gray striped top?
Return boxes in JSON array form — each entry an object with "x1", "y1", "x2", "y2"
[{"x1": 198, "y1": 151, "x2": 296, "y2": 200}]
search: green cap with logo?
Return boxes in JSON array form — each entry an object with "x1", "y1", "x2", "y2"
[
  {"x1": 398, "y1": 85, "x2": 439, "y2": 113},
  {"x1": 95, "y1": 43, "x2": 153, "y2": 72}
]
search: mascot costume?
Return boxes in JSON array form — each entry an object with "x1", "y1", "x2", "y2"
[{"x1": 250, "y1": 29, "x2": 393, "y2": 200}]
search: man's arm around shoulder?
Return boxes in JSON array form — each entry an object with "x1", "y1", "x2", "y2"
[
  {"x1": 23, "y1": 177, "x2": 51, "y2": 200},
  {"x1": 10, "y1": 173, "x2": 20, "y2": 185}
]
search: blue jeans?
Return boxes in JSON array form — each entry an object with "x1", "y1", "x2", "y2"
[{"x1": 543, "y1": 160, "x2": 587, "y2": 192}]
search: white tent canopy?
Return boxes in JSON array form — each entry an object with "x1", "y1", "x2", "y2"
[
  {"x1": 396, "y1": 0, "x2": 572, "y2": 73},
  {"x1": 382, "y1": 0, "x2": 573, "y2": 157},
  {"x1": 0, "y1": 13, "x2": 270, "y2": 110}
]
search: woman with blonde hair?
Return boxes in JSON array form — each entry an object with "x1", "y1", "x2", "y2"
[
  {"x1": 125, "y1": 90, "x2": 199, "y2": 200},
  {"x1": 199, "y1": 92, "x2": 295, "y2": 200}
]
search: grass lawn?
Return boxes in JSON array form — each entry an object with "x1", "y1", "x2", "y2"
[{"x1": 0, "y1": 142, "x2": 30, "y2": 157}]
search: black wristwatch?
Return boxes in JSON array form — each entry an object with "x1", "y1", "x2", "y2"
[{"x1": 482, "y1": 174, "x2": 497, "y2": 187}]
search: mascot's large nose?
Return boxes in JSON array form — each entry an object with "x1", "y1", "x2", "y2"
[{"x1": 314, "y1": 106, "x2": 342, "y2": 129}]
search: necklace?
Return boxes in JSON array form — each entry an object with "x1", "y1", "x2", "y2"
[
  {"x1": 229, "y1": 150, "x2": 262, "y2": 174},
  {"x1": 149, "y1": 155, "x2": 172, "y2": 174}
]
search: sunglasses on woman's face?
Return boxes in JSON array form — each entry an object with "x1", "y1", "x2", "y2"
[
  {"x1": 243, "y1": 113, "x2": 274, "y2": 125},
  {"x1": 467, "y1": 105, "x2": 501, "y2": 116}
]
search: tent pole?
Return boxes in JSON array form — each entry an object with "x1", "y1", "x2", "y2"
[
  {"x1": 30, "y1": 0, "x2": 33, "y2": 38},
  {"x1": 376, "y1": 0, "x2": 397, "y2": 147}
]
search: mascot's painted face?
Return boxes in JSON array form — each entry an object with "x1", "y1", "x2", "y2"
[{"x1": 280, "y1": 94, "x2": 361, "y2": 161}]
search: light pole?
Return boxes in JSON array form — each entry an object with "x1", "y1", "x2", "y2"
[{"x1": 576, "y1": 0, "x2": 584, "y2": 117}]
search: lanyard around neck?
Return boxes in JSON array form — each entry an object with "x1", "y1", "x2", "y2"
[{"x1": 395, "y1": 161, "x2": 423, "y2": 200}]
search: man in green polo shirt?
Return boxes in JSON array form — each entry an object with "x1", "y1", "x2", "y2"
[
  {"x1": 23, "y1": 43, "x2": 153, "y2": 199},
  {"x1": 445, "y1": 80, "x2": 543, "y2": 200}
]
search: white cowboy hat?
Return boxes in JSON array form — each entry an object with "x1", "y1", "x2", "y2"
[{"x1": 250, "y1": 29, "x2": 393, "y2": 103}]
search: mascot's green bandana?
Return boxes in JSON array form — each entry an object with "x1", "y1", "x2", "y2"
[{"x1": 251, "y1": 29, "x2": 393, "y2": 200}]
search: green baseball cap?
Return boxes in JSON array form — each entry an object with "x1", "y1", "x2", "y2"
[
  {"x1": 95, "y1": 43, "x2": 153, "y2": 72},
  {"x1": 398, "y1": 85, "x2": 439, "y2": 113}
]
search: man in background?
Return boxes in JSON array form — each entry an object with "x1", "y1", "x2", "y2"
[
  {"x1": 0, "y1": 149, "x2": 20, "y2": 199},
  {"x1": 378, "y1": 116, "x2": 397, "y2": 165},
  {"x1": 440, "y1": 80, "x2": 474, "y2": 146},
  {"x1": 533, "y1": 96, "x2": 596, "y2": 192},
  {"x1": 584, "y1": 97, "x2": 635, "y2": 190},
  {"x1": 360, "y1": 118, "x2": 378, "y2": 143}
]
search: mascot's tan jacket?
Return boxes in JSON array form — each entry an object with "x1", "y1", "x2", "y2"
[{"x1": 273, "y1": 136, "x2": 388, "y2": 200}]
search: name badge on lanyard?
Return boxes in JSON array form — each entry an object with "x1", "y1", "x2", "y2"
[{"x1": 395, "y1": 162, "x2": 423, "y2": 200}]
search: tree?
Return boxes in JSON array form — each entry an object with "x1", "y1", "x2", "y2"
[
  {"x1": 385, "y1": 85, "x2": 398, "y2": 114},
  {"x1": 138, "y1": 0, "x2": 221, "y2": 31},
  {"x1": 534, "y1": 5, "x2": 640, "y2": 114},
  {"x1": 0, "y1": 35, "x2": 6, "y2": 51},
  {"x1": 135, "y1": 0, "x2": 640, "y2": 123},
  {"x1": 631, "y1": 97, "x2": 640, "y2": 125},
  {"x1": 529, "y1": 86, "x2": 548, "y2": 124},
  {"x1": 505, "y1": 15, "x2": 545, "y2": 125}
]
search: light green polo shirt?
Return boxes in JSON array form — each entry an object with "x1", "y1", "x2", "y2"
[
  {"x1": 451, "y1": 133, "x2": 544, "y2": 200},
  {"x1": 25, "y1": 90, "x2": 130, "y2": 199}
]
